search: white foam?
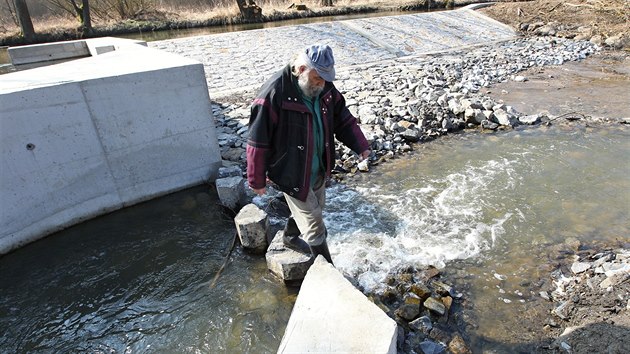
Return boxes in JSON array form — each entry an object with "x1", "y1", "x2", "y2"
[{"x1": 326, "y1": 158, "x2": 519, "y2": 292}]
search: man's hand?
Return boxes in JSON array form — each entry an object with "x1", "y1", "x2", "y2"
[
  {"x1": 252, "y1": 187, "x2": 266, "y2": 196},
  {"x1": 359, "y1": 149, "x2": 371, "y2": 161}
]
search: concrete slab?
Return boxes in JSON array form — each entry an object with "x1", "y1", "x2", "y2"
[
  {"x1": 278, "y1": 256, "x2": 398, "y2": 353},
  {"x1": 7, "y1": 37, "x2": 147, "y2": 65}
]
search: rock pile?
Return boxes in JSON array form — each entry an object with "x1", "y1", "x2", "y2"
[
  {"x1": 519, "y1": 21, "x2": 628, "y2": 49},
  {"x1": 211, "y1": 37, "x2": 599, "y2": 180},
  {"x1": 368, "y1": 266, "x2": 471, "y2": 354},
  {"x1": 540, "y1": 247, "x2": 630, "y2": 352}
]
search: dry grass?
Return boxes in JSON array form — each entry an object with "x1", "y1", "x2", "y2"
[
  {"x1": 481, "y1": 0, "x2": 630, "y2": 37},
  {"x1": 0, "y1": 0, "x2": 405, "y2": 36}
]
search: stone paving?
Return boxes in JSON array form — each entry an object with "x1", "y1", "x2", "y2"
[{"x1": 148, "y1": 7, "x2": 515, "y2": 98}]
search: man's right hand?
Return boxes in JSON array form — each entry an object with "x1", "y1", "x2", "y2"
[{"x1": 252, "y1": 187, "x2": 266, "y2": 196}]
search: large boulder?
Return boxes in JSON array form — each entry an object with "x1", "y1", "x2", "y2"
[{"x1": 234, "y1": 203, "x2": 268, "y2": 253}]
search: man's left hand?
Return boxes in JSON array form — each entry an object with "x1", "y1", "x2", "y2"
[{"x1": 359, "y1": 150, "x2": 371, "y2": 161}]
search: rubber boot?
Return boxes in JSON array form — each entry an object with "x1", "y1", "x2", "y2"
[
  {"x1": 282, "y1": 217, "x2": 311, "y2": 254},
  {"x1": 310, "y1": 240, "x2": 334, "y2": 265}
]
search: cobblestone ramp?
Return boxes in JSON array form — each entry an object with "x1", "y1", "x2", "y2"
[{"x1": 149, "y1": 8, "x2": 516, "y2": 97}]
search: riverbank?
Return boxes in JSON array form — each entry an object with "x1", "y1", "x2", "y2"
[{"x1": 0, "y1": 0, "x2": 480, "y2": 47}]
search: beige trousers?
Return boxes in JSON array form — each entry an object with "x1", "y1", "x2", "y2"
[{"x1": 283, "y1": 179, "x2": 327, "y2": 246}]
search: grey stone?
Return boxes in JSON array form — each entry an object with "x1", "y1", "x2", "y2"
[
  {"x1": 448, "y1": 99, "x2": 465, "y2": 115},
  {"x1": 464, "y1": 108, "x2": 485, "y2": 124},
  {"x1": 409, "y1": 315, "x2": 433, "y2": 335},
  {"x1": 395, "y1": 303, "x2": 420, "y2": 321},
  {"x1": 424, "y1": 297, "x2": 446, "y2": 316},
  {"x1": 432, "y1": 281, "x2": 453, "y2": 296},
  {"x1": 234, "y1": 203, "x2": 269, "y2": 252},
  {"x1": 266, "y1": 231, "x2": 314, "y2": 281},
  {"x1": 552, "y1": 300, "x2": 572, "y2": 320},
  {"x1": 493, "y1": 109, "x2": 517, "y2": 126},
  {"x1": 419, "y1": 340, "x2": 445, "y2": 354},
  {"x1": 519, "y1": 114, "x2": 540, "y2": 125},
  {"x1": 216, "y1": 176, "x2": 245, "y2": 210},
  {"x1": 400, "y1": 129, "x2": 420, "y2": 142},
  {"x1": 217, "y1": 165, "x2": 242, "y2": 178},
  {"x1": 513, "y1": 75, "x2": 527, "y2": 82}
]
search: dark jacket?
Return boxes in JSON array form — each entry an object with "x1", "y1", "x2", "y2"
[{"x1": 247, "y1": 64, "x2": 369, "y2": 201}]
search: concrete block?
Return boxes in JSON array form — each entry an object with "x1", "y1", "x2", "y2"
[
  {"x1": 216, "y1": 176, "x2": 245, "y2": 210},
  {"x1": 234, "y1": 203, "x2": 268, "y2": 252},
  {"x1": 278, "y1": 256, "x2": 398, "y2": 353},
  {"x1": 266, "y1": 231, "x2": 314, "y2": 281},
  {"x1": 0, "y1": 42, "x2": 222, "y2": 254}
]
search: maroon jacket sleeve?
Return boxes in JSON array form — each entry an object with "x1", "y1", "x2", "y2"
[{"x1": 246, "y1": 94, "x2": 277, "y2": 189}]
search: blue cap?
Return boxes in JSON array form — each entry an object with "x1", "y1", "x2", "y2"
[{"x1": 303, "y1": 44, "x2": 336, "y2": 82}]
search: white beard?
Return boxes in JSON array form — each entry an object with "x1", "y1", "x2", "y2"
[{"x1": 298, "y1": 71, "x2": 324, "y2": 98}]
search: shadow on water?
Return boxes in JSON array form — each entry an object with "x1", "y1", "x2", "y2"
[
  {"x1": 0, "y1": 180, "x2": 401, "y2": 352},
  {"x1": 0, "y1": 185, "x2": 296, "y2": 353}
]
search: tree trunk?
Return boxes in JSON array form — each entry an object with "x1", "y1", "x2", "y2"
[
  {"x1": 321, "y1": 0, "x2": 333, "y2": 7},
  {"x1": 82, "y1": 0, "x2": 92, "y2": 35},
  {"x1": 14, "y1": 0, "x2": 35, "y2": 41},
  {"x1": 69, "y1": 0, "x2": 92, "y2": 36},
  {"x1": 236, "y1": 0, "x2": 262, "y2": 21}
]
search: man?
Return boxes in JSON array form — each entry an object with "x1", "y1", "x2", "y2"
[{"x1": 247, "y1": 44, "x2": 371, "y2": 264}]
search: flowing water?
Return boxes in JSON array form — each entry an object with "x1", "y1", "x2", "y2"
[
  {"x1": 0, "y1": 190, "x2": 296, "y2": 353},
  {"x1": 1, "y1": 123, "x2": 628, "y2": 352}
]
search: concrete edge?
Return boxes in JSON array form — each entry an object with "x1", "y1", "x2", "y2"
[{"x1": 464, "y1": 3, "x2": 519, "y2": 34}]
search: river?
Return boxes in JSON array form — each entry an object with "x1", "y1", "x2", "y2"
[{"x1": 1, "y1": 121, "x2": 628, "y2": 352}]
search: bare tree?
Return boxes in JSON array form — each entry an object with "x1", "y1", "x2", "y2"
[
  {"x1": 14, "y1": 0, "x2": 35, "y2": 40},
  {"x1": 46, "y1": 0, "x2": 92, "y2": 35},
  {"x1": 321, "y1": 0, "x2": 333, "y2": 7},
  {"x1": 236, "y1": 0, "x2": 262, "y2": 21}
]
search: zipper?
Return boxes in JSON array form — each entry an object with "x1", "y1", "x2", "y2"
[
  {"x1": 304, "y1": 112, "x2": 313, "y2": 193},
  {"x1": 322, "y1": 94, "x2": 332, "y2": 174}
]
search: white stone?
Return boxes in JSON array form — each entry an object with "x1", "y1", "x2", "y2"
[
  {"x1": 494, "y1": 109, "x2": 517, "y2": 126},
  {"x1": 265, "y1": 231, "x2": 313, "y2": 281},
  {"x1": 570, "y1": 261, "x2": 591, "y2": 274},
  {"x1": 519, "y1": 114, "x2": 540, "y2": 125},
  {"x1": 513, "y1": 75, "x2": 527, "y2": 82},
  {"x1": 358, "y1": 160, "x2": 369, "y2": 172},
  {"x1": 278, "y1": 256, "x2": 397, "y2": 354},
  {"x1": 234, "y1": 204, "x2": 269, "y2": 252}
]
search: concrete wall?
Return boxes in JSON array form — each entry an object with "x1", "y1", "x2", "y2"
[{"x1": 0, "y1": 43, "x2": 221, "y2": 254}]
